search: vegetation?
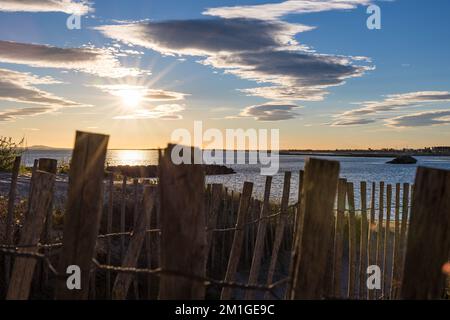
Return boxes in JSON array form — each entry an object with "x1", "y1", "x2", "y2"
[
  {"x1": 0, "y1": 136, "x2": 24, "y2": 172},
  {"x1": 58, "y1": 158, "x2": 71, "y2": 174}
]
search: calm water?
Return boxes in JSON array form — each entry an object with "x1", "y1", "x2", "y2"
[{"x1": 22, "y1": 149, "x2": 450, "y2": 203}]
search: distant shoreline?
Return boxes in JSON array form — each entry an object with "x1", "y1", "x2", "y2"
[
  {"x1": 24, "y1": 147, "x2": 450, "y2": 158},
  {"x1": 279, "y1": 151, "x2": 450, "y2": 158}
]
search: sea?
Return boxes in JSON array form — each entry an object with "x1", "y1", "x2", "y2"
[{"x1": 22, "y1": 149, "x2": 450, "y2": 205}]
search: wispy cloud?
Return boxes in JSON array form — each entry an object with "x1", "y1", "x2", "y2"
[
  {"x1": 96, "y1": 19, "x2": 371, "y2": 102},
  {"x1": 239, "y1": 102, "x2": 302, "y2": 121},
  {"x1": 330, "y1": 118, "x2": 376, "y2": 126},
  {"x1": 331, "y1": 91, "x2": 450, "y2": 126},
  {"x1": 204, "y1": 0, "x2": 371, "y2": 20},
  {"x1": 113, "y1": 104, "x2": 185, "y2": 120},
  {"x1": 0, "y1": 40, "x2": 142, "y2": 78},
  {"x1": 91, "y1": 84, "x2": 187, "y2": 101},
  {"x1": 0, "y1": 67, "x2": 83, "y2": 106},
  {"x1": 0, "y1": 106, "x2": 54, "y2": 122},
  {"x1": 0, "y1": 67, "x2": 86, "y2": 122},
  {"x1": 386, "y1": 110, "x2": 450, "y2": 128},
  {"x1": 0, "y1": 0, "x2": 92, "y2": 14}
]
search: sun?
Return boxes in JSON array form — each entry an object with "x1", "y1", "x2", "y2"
[{"x1": 117, "y1": 88, "x2": 144, "y2": 108}]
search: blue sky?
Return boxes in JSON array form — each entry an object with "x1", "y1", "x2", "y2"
[{"x1": 0, "y1": 0, "x2": 449, "y2": 149}]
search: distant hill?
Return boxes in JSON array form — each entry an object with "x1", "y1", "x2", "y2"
[{"x1": 27, "y1": 145, "x2": 69, "y2": 150}]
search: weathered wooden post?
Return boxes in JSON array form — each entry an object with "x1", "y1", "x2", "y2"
[
  {"x1": 106, "y1": 171, "x2": 114, "y2": 298},
  {"x1": 290, "y1": 158, "x2": 340, "y2": 299},
  {"x1": 368, "y1": 182, "x2": 376, "y2": 300},
  {"x1": 347, "y1": 182, "x2": 357, "y2": 299},
  {"x1": 358, "y1": 181, "x2": 368, "y2": 299},
  {"x1": 132, "y1": 177, "x2": 140, "y2": 299},
  {"x1": 284, "y1": 171, "x2": 303, "y2": 300},
  {"x1": 4, "y1": 155, "x2": 21, "y2": 286},
  {"x1": 112, "y1": 186, "x2": 156, "y2": 300},
  {"x1": 390, "y1": 183, "x2": 401, "y2": 299},
  {"x1": 333, "y1": 178, "x2": 347, "y2": 298},
  {"x1": 38, "y1": 158, "x2": 57, "y2": 240},
  {"x1": 396, "y1": 183, "x2": 410, "y2": 299},
  {"x1": 245, "y1": 176, "x2": 272, "y2": 300},
  {"x1": 400, "y1": 167, "x2": 450, "y2": 299},
  {"x1": 158, "y1": 145, "x2": 207, "y2": 300},
  {"x1": 6, "y1": 170, "x2": 55, "y2": 300},
  {"x1": 38, "y1": 158, "x2": 58, "y2": 289},
  {"x1": 383, "y1": 184, "x2": 392, "y2": 298},
  {"x1": 221, "y1": 181, "x2": 253, "y2": 300},
  {"x1": 264, "y1": 172, "x2": 291, "y2": 299},
  {"x1": 205, "y1": 183, "x2": 224, "y2": 268},
  {"x1": 120, "y1": 176, "x2": 127, "y2": 261},
  {"x1": 375, "y1": 181, "x2": 385, "y2": 299},
  {"x1": 55, "y1": 131, "x2": 109, "y2": 300}
]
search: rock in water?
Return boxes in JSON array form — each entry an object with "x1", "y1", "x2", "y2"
[{"x1": 386, "y1": 155, "x2": 417, "y2": 164}]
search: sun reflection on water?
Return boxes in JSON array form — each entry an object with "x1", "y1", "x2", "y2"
[{"x1": 106, "y1": 150, "x2": 158, "y2": 166}]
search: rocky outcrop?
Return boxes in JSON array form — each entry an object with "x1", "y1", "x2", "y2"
[{"x1": 386, "y1": 155, "x2": 417, "y2": 164}]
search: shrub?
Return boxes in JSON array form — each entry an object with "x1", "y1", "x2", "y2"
[
  {"x1": 58, "y1": 158, "x2": 70, "y2": 174},
  {"x1": 0, "y1": 136, "x2": 24, "y2": 172}
]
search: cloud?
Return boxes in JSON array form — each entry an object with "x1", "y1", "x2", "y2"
[
  {"x1": 330, "y1": 118, "x2": 376, "y2": 126},
  {"x1": 91, "y1": 84, "x2": 187, "y2": 101},
  {"x1": 0, "y1": 40, "x2": 142, "y2": 78},
  {"x1": 113, "y1": 104, "x2": 185, "y2": 120},
  {"x1": 0, "y1": 106, "x2": 54, "y2": 122},
  {"x1": 204, "y1": 0, "x2": 371, "y2": 20},
  {"x1": 239, "y1": 103, "x2": 301, "y2": 121},
  {"x1": 386, "y1": 110, "x2": 450, "y2": 128},
  {"x1": 95, "y1": 19, "x2": 312, "y2": 55},
  {"x1": 0, "y1": 67, "x2": 83, "y2": 106},
  {"x1": 203, "y1": 50, "x2": 369, "y2": 101},
  {"x1": 0, "y1": 0, "x2": 92, "y2": 14},
  {"x1": 342, "y1": 91, "x2": 450, "y2": 117},
  {"x1": 96, "y1": 19, "x2": 371, "y2": 102},
  {"x1": 331, "y1": 91, "x2": 450, "y2": 126}
]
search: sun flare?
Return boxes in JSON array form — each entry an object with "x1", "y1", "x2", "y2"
[{"x1": 118, "y1": 88, "x2": 144, "y2": 108}]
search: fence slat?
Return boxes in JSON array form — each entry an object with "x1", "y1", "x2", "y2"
[
  {"x1": 368, "y1": 182, "x2": 376, "y2": 300},
  {"x1": 112, "y1": 186, "x2": 156, "y2": 300},
  {"x1": 284, "y1": 170, "x2": 303, "y2": 299},
  {"x1": 290, "y1": 158, "x2": 339, "y2": 299},
  {"x1": 221, "y1": 181, "x2": 253, "y2": 300},
  {"x1": 375, "y1": 181, "x2": 384, "y2": 298},
  {"x1": 400, "y1": 167, "x2": 450, "y2": 299},
  {"x1": 6, "y1": 171, "x2": 55, "y2": 300},
  {"x1": 396, "y1": 183, "x2": 410, "y2": 299},
  {"x1": 55, "y1": 131, "x2": 109, "y2": 300},
  {"x1": 390, "y1": 183, "x2": 401, "y2": 299},
  {"x1": 333, "y1": 178, "x2": 347, "y2": 298},
  {"x1": 158, "y1": 145, "x2": 207, "y2": 300},
  {"x1": 106, "y1": 172, "x2": 114, "y2": 298},
  {"x1": 132, "y1": 178, "x2": 140, "y2": 299},
  {"x1": 382, "y1": 184, "x2": 392, "y2": 298},
  {"x1": 358, "y1": 181, "x2": 368, "y2": 299},
  {"x1": 264, "y1": 172, "x2": 291, "y2": 299},
  {"x1": 120, "y1": 176, "x2": 127, "y2": 261},
  {"x1": 206, "y1": 184, "x2": 223, "y2": 267},
  {"x1": 37, "y1": 158, "x2": 57, "y2": 289},
  {"x1": 245, "y1": 176, "x2": 272, "y2": 300},
  {"x1": 38, "y1": 159, "x2": 57, "y2": 243},
  {"x1": 4, "y1": 155, "x2": 21, "y2": 286},
  {"x1": 347, "y1": 182, "x2": 357, "y2": 299}
]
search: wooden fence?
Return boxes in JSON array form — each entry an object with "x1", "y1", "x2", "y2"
[{"x1": 0, "y1": 131, "x2": 449, "y2": 300}]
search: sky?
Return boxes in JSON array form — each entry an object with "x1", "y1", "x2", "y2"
[{"x1": 0, "y1": 0, "x2": 449, "y2": 149}]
